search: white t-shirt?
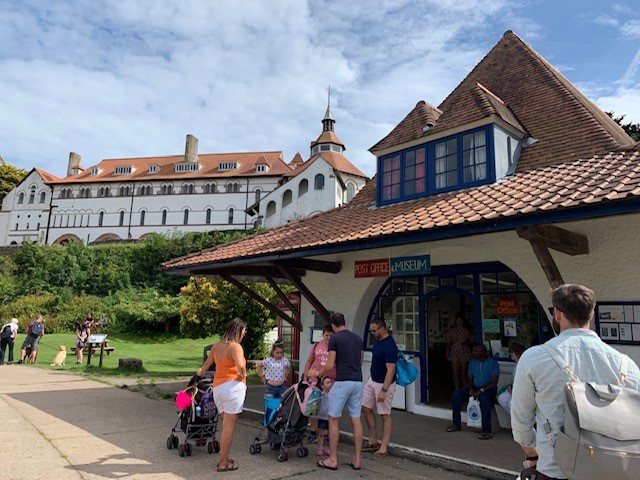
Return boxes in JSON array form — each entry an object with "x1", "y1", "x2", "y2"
[
  {"x1": 1, "y1": 322, "x2": 18, "y2": 339},
  {"x1": 262, "y1": 357, "x2": 291, "y2": 382}
]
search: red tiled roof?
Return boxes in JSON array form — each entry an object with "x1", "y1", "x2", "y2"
[
  {"x1": 290, "y1": 151, "x2": 368, "y2": 179},
  {"x1": 289, "y1": 152, "x2": 304, "y2": 168},
  {"x1": 164, "y1": 145, "x2": 640, "y2": 270},
  {"x1": 370, "y1": 31, "x2": 632, "y2": 170},
  {"x1": 370, "y1": 101, "x2": 442, "y2": 152},
  {"x1": 34, "y1": 168, "x2": 61, "y2": 184},
  {"x1": 50, "y1": 151, "x2": 292, "y2": 184},
  {"x1": 311, "y1": 131, "x2": 345, "y2": 148}
]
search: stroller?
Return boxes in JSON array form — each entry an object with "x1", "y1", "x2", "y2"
[
  {"x1": 249, "y1": 381, "x2": 320, "y2": 462},
  {"x1": 166, "y1": 374, "x2": 220, "y2": 457}
]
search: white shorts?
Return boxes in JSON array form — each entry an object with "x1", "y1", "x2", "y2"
[{"x1": 213, "y1": 380, "x2": 247, "y2": 415}]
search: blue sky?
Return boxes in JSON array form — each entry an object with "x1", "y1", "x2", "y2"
[{"x1": 1, "y1": 0, "x2": 639, "y2": 179}]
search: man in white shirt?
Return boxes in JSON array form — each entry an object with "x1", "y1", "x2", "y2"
[
  {"x1": 0, "y1": 317, "x2": 19, "y2": 365},
  {"x1": 511, "y1": 284, "x2": 640, "y2": 480}
]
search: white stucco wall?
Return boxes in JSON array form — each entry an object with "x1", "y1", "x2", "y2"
[
  {"x1": 293, "y1": 212, "x2": 640, "y2": 373},
  {"x1": 0, "y1": 170, "x2": 51, "y2": 245}
]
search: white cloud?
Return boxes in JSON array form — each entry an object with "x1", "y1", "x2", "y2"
[
  {"x1": 596, "y1": 88, "x2": 640, "y2": 123},
  {"x1": 621, "y1": 20, "x2": 640, "y2": 39},
  {"x1": 592, "y1": 15, "x2": 619, "y2": 27}
]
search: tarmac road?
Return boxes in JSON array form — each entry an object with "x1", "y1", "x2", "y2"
[{"x1": 0, "y1": 366, "x2": 482, "y2": 480}]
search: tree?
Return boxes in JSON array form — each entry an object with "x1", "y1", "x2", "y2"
[
  {"x1": 0, "y1": 163, "x2": 28, "y2": 203},
  {"x1": 607, "y1": 112, "x2": 640, "y2": 141},
  {"x1": 179, "y1": 277, "x2": 278, "y2": 358}
]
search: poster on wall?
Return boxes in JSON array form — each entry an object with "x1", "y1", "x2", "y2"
[
  {"x1": 600, "y1": 323, "x2": 620, "y2": 341},
  {"x1": 633, "y1": 324, "x2": 640, "y2": 341},
  {"x1": 598, "y1": 305, "x2": 625, "y2": 323},
  {"x1": 504, "y1": 318, "x2": 517, "y2": 337},
  {"x1": 618, "y1": 324, "x2": 633, "y2": 342},
  {"x1": 624, "y1": 305, "x2": 634, "y2": 323},
  {"x1": 634, "y1": 306, "x2": 640, "y2": 323},
  {"x1": 482, "y1": 319, "x2": 500, "y2": 333}
]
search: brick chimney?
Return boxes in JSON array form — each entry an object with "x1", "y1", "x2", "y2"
[
  {"x1": 67, "y1": 152, "x2": 81, "y2": 176},
  {"x1": 185, "y1": 134, "x2": 199, "y2": 163}
]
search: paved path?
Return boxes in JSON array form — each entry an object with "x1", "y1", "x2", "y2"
[{"x1": 0, "y1": 366, "x2": 484, "y2": 480}]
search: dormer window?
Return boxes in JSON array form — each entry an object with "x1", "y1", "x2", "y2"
[
  {"x1": 148, "y1": 164, "x2": 160, "y2": 174},
  {"x1": 90, "y1": 166, "x2": 102, "y2": 176},
  {"x1": 219, "y1": 162, "x2": 238, "y2": 171},
  {"x1": 114, "y1": 165, "x2": 133, "y2": 175},
  {"x1": 378, "y1": 125, "x2": 494, "y2": 206},
  {"x1": 175, "y1": 163, "x2": 200, "y2": 173},
  {"x1": 256, "y1": 164, "x2": 268, "y2": 173}
]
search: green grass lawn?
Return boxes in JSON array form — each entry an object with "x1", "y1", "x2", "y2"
[
  {"x1": 29, "y1": 332, "x2": 261, "y2": 383},
  {"x1": 31, "y1": 332, "x2": 219, "y2": 378}
]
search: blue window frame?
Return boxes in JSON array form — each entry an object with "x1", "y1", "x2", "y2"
[{"x1": 377, "y1": 125, "x2": 495, "y2": 206}]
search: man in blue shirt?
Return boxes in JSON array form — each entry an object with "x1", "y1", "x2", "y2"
[
  {"x1": 446, "y1": 343, "x2": 499, "y2": 439},
  {"x1": 362, "y1": 317, "x2": 398, "y2": 459}
]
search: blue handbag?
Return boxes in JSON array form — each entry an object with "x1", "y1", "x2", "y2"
[{"x1": 396, "y1": 351, "x2": 419, "y2": 386}]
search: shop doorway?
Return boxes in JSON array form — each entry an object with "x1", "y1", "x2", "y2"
[{"x1": 424, "y1": 288, "x2": 475, "y2": 407}]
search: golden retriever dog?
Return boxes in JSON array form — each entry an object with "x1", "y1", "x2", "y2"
[{"x1": 50, "y1": 345, "x2": 67, "y2": 366}]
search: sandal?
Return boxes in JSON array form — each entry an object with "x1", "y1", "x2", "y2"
[
  {"x1": 217, "y1": 460, "x2": 239, "y2": 472},
  {"x1": 478, "y1": 432, "x2": 493, "y2": 440},
  {"x1": 372, "y1": 449, "x2": 388, "y2": 459},
  {"x1": 317, "y1": 459, "x2": 338, "y2": 471},
  {"x1": 445, "y1": 425, "x2": 460, "y2": 432},
  {"x1": 362, "y1": 441, "x2": 381, "y2": 451}
]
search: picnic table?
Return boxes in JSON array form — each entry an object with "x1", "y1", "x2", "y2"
[{"x1": 70, "y1": 334, "x2": 114, "y2": 367}]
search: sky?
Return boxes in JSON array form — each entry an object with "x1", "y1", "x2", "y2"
[{"x1": 1, "y1": 0, "x2": 639, "y2": 179}]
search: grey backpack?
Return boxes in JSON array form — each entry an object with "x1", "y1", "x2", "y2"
[{"x1": 543, "y1": 344, "x2": 640, "y2": 480}]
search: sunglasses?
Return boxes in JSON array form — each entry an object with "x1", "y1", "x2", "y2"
[{"x1": 369, "y1": 328, "x2": 379, "y2": 334}]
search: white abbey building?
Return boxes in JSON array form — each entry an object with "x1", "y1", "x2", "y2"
[{"x1": 0, "y1": 108, "x2": 368, "y2": 246}]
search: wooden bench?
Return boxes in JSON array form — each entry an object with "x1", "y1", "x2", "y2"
[{"x1": 71, "y1": 345, "x2": 115, "y2": 355}]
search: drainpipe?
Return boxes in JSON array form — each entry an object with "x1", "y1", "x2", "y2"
[
  {"x1": 127, "y1": 182, "x2": 135, "y2": 239},
  {"x1": 44, "y1": 185, "x2": 56, "y2": 245},
  {"x1": 244, "y1": 178, "x2": 249, "y2": 229}
]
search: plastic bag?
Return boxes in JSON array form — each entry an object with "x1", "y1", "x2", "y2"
[{"x1": 466, "y1": 396, "x2": 482, "y2": 429}]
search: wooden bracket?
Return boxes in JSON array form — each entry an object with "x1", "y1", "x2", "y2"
[
  {"x1": 516, "y1": 225, "x2": 588, "y2": 256},
  {"x1": 276, "y1": 266, "x2": 332, "y2": 323},
  {"x1": 221, "y1": 274, "x2": 303, "y2": 331}
]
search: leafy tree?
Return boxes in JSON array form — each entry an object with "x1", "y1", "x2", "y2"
[
  {"x1": 180, "y1": 277, "x2": 277, "y2": 358},
  {"x1": 607, "y1": 111, "x2": 640, "y2": 141},
  {"x1": 0, "y1": 163, "x2": 28, "y2": 203},
  {"x1": 110, "y1": 288, "x2": 183, "y2": 333}
]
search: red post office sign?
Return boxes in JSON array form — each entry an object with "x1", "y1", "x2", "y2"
[
  {"x1": 495, "y1": 298, "x2": 521, "y2": 317},
  {"x1": 354, "y1": 258, "x2": 389, "y2": 278}
]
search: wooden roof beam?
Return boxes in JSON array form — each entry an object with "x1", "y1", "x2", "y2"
[
  {"x1": 516, "y1": 225, "x2": 588, "y2": 256},
  {"x1": 276, "y1": 266, "x2": 333, "y2": 323},
  {"x1": 272, "y1": 258, "x2": 342, "y2": 274}
]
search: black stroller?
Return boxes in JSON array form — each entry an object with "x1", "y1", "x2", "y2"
[
  {"x1": 166, "y1": 374, "x2": 220, "y2": 457},
  {"x1": 249, "y1": 381, "x2": 314, "y2": 462}
]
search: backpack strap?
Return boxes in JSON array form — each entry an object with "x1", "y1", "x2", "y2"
[{"x1": 542, "y1": 344, "x2": 580, "y2": 382}]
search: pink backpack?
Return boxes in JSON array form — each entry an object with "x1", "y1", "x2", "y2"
[{"x1": 295, "y1": 382, "x2": 322, "y2": 417}]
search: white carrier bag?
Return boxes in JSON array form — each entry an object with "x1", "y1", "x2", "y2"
[{"x1": 542, "y1": 344, "x2": 640, "y2": 480}]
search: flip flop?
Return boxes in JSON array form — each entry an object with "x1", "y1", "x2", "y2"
[
  {"x1": 317, "y1": 459, "x2": 338, "y2": 471},
  {"x1": 372, "y1": 450, "x2": 388, "y2": 459},
  {"x1": 445, "y1": 425, "x2": 460, "y2": 432},
  {"x1": 362, "y1": 441, "x2": 381, "y2": 451},
  {"x1": 217, "y1": 460, "x2": 238, "y2": 472},
  {"x1": 347, "y1": 461, "x2": 361, "y2": 470}
]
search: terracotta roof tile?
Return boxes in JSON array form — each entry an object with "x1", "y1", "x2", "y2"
[
  {"x1": 164, "y1": 149, "x2": 640, "y2": 271},
  {"x1": 50, "y1": 151, "x2": 292, "y2": 184},
  {"x1": 291, "y1": 151, "x2": 368, "y2": 179}
]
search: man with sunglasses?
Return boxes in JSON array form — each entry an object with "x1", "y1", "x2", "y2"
[{"x1": 361, "y1": 317, "x2": 398, "y2": 460}]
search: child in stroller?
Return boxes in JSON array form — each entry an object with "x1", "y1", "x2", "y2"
[
  {"x1": 167, "y1": 374, "x2": 220, "y2": 457},
  {"x1": 249, "y1": 380, "x2": 320, "y2": 462}
]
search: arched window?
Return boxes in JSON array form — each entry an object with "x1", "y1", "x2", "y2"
[
  {"x1": 39, "y1": 191, "x2": 46, "y2": 203},
  {"x1": 98, "y1": 212, "x2": 104, "y2": 227},
  {"x1": 346, "y1": 183, "x2": 356, "y2": 202},
  {"x1": 204, "y1": 184, "x2": 210, "y2": 194},
  {"x1": 228, "y1": 208, "x2": 234, "y2": 224},
  {"x1": 161, "y1": 209, "x2": 168, "y2": 226},
  {"x1": 299, "y1": 179, "x2": 309, "y2": 197},
  {"x1": 36, "y1": 223, "x2": 40, "y2": 230},
  {"x1": 206, "y1": 208, "x2": 212, "y2": 224},
  {"x1": 183, "y1": 209, "x2": 189, "y2": 225},
  {"x1": 314, "y1": 174, "x2": 325, "y2": 190},
  {"x1": 17, "y1": 192, "x2": 24, "y2": 204},
  {"x1": 255, "y1": 189, "x2": 262, "y2": 204},
  {"x1": 28, "y1": 186, "x2": 36, "y2": 204},
  {"x1": 266, "y1": 201, "x2": 276, "y2": 217},
  {"x1": 119, "y1": 211, "x2": 125, "y2": 226},
  {"x1": 105, "y1": 187, "x2": 110, "y2": 197},
  {"x1": 140, "y1": 210, "x2": 146, "y2": 226},
  {"x1": 26, "y1": 223, "x2": 30, "y2": 229},
  {"x1": 283, "y1": 189, "x2": 292, "y2": 207}
]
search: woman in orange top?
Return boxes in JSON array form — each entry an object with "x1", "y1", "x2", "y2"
[{"x1": 193, "y1": 317, "x2": 247, "y2": 472}]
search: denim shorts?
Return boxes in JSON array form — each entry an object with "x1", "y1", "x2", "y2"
[
  {"x1": 327, "y1": 380, "x2": 363, "y2": 418},
  {"x1": 265, "y1": 383, "x2": 286, "y2": 399}
]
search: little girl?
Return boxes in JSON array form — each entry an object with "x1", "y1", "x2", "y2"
[
  {"x1": 257, "y1": 342, "x2": 291, "y2": 399},
  {"x1": 314, "y1": 376, "x2": 333, "y2": 456}
]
